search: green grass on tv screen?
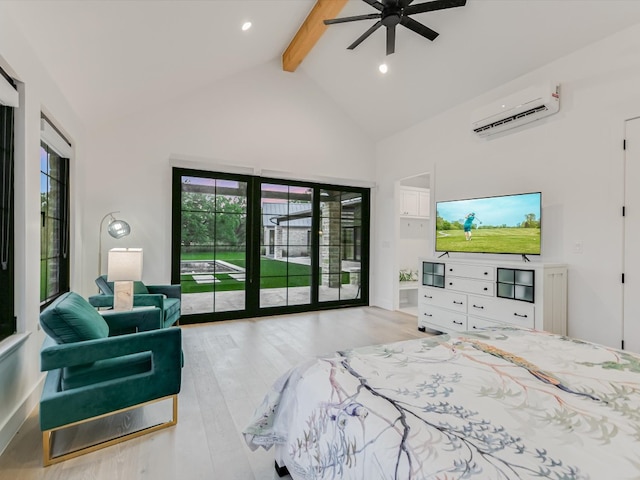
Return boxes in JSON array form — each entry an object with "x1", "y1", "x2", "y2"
[{"x1": 435, "y1": 227, "x2": 541, "y2": 254}]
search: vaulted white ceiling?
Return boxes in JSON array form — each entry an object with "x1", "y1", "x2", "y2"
[{"x1": 5, "y1": 0, "x2": 640, "y2": 139}]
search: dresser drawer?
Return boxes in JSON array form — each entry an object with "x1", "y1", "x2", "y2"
[
  {"x1": 419, "y1": 288, "x2": 466, "y2": 313},
  {"x1": 467, "y1": 295, "x2": 535, "y2": 328},
  {"x1": 446, "y1": 277, "x2": 494, "y2": 296},
  {"x1": 419, "y1": 306, "x2": 467, "y2": 332},
  {"x1": 467, "y1": 316, "x2": 502, "y2": 332},
  {"x1": 446, "y1": 263, "x2": 495, "y2": 281}
]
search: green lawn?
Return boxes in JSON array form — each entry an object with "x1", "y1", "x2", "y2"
[
  {"x1": 180, "y1": 251, "x2": 313, "y2": 294},
  {"x1": 180, "y1": 251, "x2": 349, "y2": 294},
  {"x1": 435, "y1": 228, "x2": 540, "y2": 254}
]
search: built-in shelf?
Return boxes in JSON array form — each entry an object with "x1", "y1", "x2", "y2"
[
  {"x1": 398, "y1": 282, "x2": 419, "y2": 317},
  {"x1": 396, "y1": 176, "x2": 430, "y2": 318},
  {"x1": 399, "y1": 281, "x2": 419, "y2": 290}
]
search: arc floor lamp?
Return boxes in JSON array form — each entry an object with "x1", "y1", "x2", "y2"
[{"x1": 98, "y1": 211, "x2": 131, "y2": 276}]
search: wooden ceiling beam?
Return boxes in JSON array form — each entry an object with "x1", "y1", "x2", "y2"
[{"x1": 282, "y1": 0, "x2": 348, "y2": 73}]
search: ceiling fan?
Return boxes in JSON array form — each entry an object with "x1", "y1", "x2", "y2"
[{"x1": 323, "y1": 0, "x2": 467, "y2": 55}]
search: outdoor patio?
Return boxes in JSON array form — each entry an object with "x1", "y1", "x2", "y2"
[
  {"x1": 181, "y1": 283, "x2": 361, "y2": 315},
  {"x1": 180, "y1": 255, "x2": 361, "y2": 315}
]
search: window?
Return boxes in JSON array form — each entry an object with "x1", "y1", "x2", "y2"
[
  {"x1": 40, "y1": 117, "x2": 71, "y2": 307},
  {"x1": 0, "y1": 102, "x2": 15, "y2": 341},
  {"x1": 172, "y1": 168, "x2": 370, "y2": 323}
]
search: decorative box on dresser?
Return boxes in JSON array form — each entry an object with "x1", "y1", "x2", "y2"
[{"x1": 418, "y1": 257, "x2": 567, "y2": 335}]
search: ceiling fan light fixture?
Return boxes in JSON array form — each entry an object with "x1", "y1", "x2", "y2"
[
  {"x1": 324, "y1": 0, "x2": 467, "y2": 55},
  {"x1": 242, "y1": 21, "x2": 252, "y2": 31}
]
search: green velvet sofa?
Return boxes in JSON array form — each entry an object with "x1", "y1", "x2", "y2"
[
  {"x1": 89, "y1": 275, "x2": 181, "y2": 328},
  {"x1": 39, "y1": 291, "x2": 183, "y2": 466}
]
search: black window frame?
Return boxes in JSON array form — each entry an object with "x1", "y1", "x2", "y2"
[
  {"x1": 172, "y1": 167, "x2": 370, "y2": 324},
  {"x1": 0, "y1": 100, "x2": 16, "y2": 341},
  {"x1": 39, "y1": 135, "x2": 70, "y2": 309}
]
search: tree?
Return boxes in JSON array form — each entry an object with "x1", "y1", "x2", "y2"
[
  {"x1": 521, "y1": 213, "x2": 540, "y2": 228},
  {"x1": 181, "y1": 192, "x2": 246, "y2": 248}
]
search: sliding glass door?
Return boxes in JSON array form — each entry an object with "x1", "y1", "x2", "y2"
[
  {"x1": 259, "y1": 183, "x2": 313, "y2": 308},
  {"x1": 172, "y1": 168, "x2": 369, "y2": 323},
  {"x1": 176, "y1": 173, "x2": 249, "y2": 316},
  {"x1": 319, "y1": 189, "x2": 363, "y2": 303}
]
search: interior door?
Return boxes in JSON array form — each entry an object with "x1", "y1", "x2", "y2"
[{"x1": 624, "y1": 117, "x2": 640, "y2": 352}]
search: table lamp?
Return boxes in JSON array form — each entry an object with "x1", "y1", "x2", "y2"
[{"x1": 107, "y1": 248, "x2": 143, "y2": 311}]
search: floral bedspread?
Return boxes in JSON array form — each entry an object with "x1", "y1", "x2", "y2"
[{"x1": 243, "y1": 327, "x2": 640, "y2": 479}]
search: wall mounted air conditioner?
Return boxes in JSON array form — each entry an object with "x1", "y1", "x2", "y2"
[{"x1": 471, "y1": 82, "x2": 560, "y2": 137}]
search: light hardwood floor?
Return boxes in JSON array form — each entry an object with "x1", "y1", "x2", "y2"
[{"x1": 0, "y1": 307, "x2": 428, "y2": 480}]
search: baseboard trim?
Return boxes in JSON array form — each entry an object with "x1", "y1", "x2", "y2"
[
  {"x1": 0, "y1": 374, "x2": 45, "y2": 457},
  {"x1": 371, "y1": 298, "x2": 394, "y2": 311}
]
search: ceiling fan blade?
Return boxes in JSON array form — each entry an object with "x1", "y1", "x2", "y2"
[
  {"x1": 362, "y1": 0, "x2": 385, "y2": 11},
  {"x1": 348, "y1": 20, "x2": 383, "y2": 50},
  {"x1": 386, "y1": 25, "x2": 396, "y2": 55},
  {"x1": 324, "y1": 13, "x2": 381, "y2": 25},
  {"x1": 404, "y1": 0, "x2": 466, "y2": 16},
  {"x1": 400, "y1": 16, "x2": 439, "y2": 41},
  {"x1": 399, "y1": 0, "x2": 415, "y2": 7}
]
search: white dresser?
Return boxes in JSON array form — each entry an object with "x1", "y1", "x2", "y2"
[{"x1": 418, "y1": 257, "x2": 567, "y2": 335}]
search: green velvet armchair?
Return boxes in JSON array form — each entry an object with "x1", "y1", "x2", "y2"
[
  {"x1": 39, "y1": 292, "x2": 183, "y2": 466},
  {"x1": 89, "y1": 275, "x2": 181, "y2": 328}
]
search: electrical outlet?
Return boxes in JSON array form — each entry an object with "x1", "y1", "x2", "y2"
[{"x1": 573, "y1": 241, "x2": 583, "y2": 254}]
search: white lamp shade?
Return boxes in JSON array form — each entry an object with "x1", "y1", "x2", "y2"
[{"x1": 107, "y1": 248, "x2": 143, "y2": 282}]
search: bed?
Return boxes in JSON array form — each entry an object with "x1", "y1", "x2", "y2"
[{"x1": 243, "y1": 327, "x2": 640, "y2": 479}]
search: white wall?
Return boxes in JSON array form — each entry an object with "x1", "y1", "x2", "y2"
[
  {"x1": 0, "y1": 7, "x2": 84, "y2": 455},
  {"x1": 80, "y1": 60, "x2": 375, "y2": 295},
  {"x1": 373, "y1": 22, "x2": 640, "y2": 348},
  {"x1": 5, "y1": 2, "x2": 640, "y2": 456}
]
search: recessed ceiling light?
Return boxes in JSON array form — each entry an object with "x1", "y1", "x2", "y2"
[
  {"x1": 379, "y1": 63, "x2": 388, "y2": 74},
  {"x1": 242, "y1": 21, "x2": 252, "y2": 31}
]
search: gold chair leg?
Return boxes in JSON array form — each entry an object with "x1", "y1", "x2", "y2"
[
  {"x1": 43, "y1": 394, "x2": 178, "y2": 466},
  {"x1": 42, "y1": 430, "x2": 52, "y2": 467}
]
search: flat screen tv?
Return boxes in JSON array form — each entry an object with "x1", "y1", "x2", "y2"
[{"x1": 435, "y1": 192, "x2": 541, "y2": 255}]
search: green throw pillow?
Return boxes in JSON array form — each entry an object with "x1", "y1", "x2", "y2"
[
  {"x1": 40, "y1": 292, "x2": 109, "y2": 343},
  {"x1": 133, "y1": 281, "x2": 149, "y2": 294}
]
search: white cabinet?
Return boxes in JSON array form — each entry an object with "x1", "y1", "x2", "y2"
[
  {"x1": 399, "y1": 187, "x2": 430, "y2": 218},
  {"x1": 418, "y1": 257, "x2": 567, "y2": 335}
]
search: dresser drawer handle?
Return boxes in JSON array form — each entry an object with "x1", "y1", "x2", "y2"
[
  {"x1": 472, "y1": 304, "x2": 484, "y2": 309},
  {"x1": 424, "y1": 313, "x2": 433, "y2": 317},
  {"x1": 453, "y1": 300, "x2": 463, "y2": 305},
  {"x1": 514, "y1": 313, "x2": 528, "y2": 318},
  {"x1": 453, "y1": 320, "x2": 463, "y2": 326},
  {"x1": 424, "y1": 294, "x2": 433, "y2": 299},
  {"x1": 484, "y1": 272, "x2": 489, "y2": 275},
  {"x1": 483, "y1": 287, "x2": 488, "y2": 291}
]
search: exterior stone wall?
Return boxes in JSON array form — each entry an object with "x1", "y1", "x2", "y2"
[
  {"x1": 269, "y1": 226, "x2": 310, "y2": 259},
  {"x1": 321, "y1": 201, "x2": 341, "y2": 288}
]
